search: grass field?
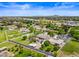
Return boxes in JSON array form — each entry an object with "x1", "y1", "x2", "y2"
[
  {"x1": 70, "y1": 27, "x2": 79, "y2": 38},
  {"x1": 58, "y1": 40, "x2": 79, "y2": 56},
  {"x1": 62, "y1": 40, "x2": 79, "y2": 53},
  {"x1": 0, "y1": 29, "x2": 23, "y2": 43},
  {"x1": 12, "y1": 37, "x2": 30, "y2": 46},
  {"x1": 7, "y1": 29, "x2": 23, "y2": 39},
  {"x1": 0, "y1": 42, "x2": 15, "y2": 48},
  {"x1": 7, "y1": 29, "x2": 29, "y2": 39},
  {"x1": 0, "y1": 31, "x2": 6, "y2": 43},
  {"x1": 15, "y1": 48, "x2": 46, "y2": 57}
]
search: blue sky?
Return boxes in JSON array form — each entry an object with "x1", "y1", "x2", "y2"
[{"x1": 0, "y1": 2, "x2": 79, "y2": 16}]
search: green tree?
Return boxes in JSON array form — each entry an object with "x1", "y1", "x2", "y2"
[
  {"x1": 45, "y1": 46, "x2": 52, "y2": 52},
  {"x1": 29, "y1": 26, "x2": 36, "y2": 33},
  {"x1": 48, "y1": 31, "x2": 54, "y2": 36},
  {"x1": 53, "y1": 44, "x2": 60, "y2": 51},
  {"x1": 58, "y1": 29, "x2": 65, "y2": 34},
  {"x1": 53, "y1": 51, "x2": 57, "y2": 57},
  {"x1": 0, "y1": 26, "x2": 3, "y2": 31},
  {"x1": 46, "y1": 23, "x2": 58, "y2": 30},
  {"x1": 22, "y1": 36, "x2": 27, "y2": 40},
  {"x1": 44, "y1": 40, "x2": 50, "y2": 46}
]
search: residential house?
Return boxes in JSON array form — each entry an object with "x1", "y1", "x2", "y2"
[
  {"x1": 20, "y1": 27, "x2": 30, "y2": 33},
  {"x1": 7, "y1": 25, "x2": 17, "y2": 30},
  {"x1": 0, "y1": 47, "x2": 14, "y2": 57},
  {"x1": 33, "y1": 25, "x2": 41, "y2": 30},
  {"x1": 36, "y1": 32, "x2": 51, "y2": 44},
  {"x1": 28, "y1": 43, "x2": 41, "y2": 49},
  {"x1": 63, "y1": 21, "x2": 79, "y2": 26}
]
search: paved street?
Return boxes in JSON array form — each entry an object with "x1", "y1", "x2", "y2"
[{"x1": 8, "y1": 40, "x2": 53, "y2": 57}]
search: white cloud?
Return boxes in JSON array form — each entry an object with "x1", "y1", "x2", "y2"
[
  {"x1": 0, "y1": 3, "x2": 31, "y2": 10},
  {"x1": 19, "y1": 4, "x2": 30, "y2": 10},
  {"x1": 0, "y1": 8, "x2": 79, "y2": 16},
  {"x1": 0, "y1": 2, "x2": 79, "y2": 16},
  {"x1": 10, "y1": 4, "x2": 31, "y2": 10},
  {"x1": 52, "y1": 2, "x2": 75, "y2": 10}
]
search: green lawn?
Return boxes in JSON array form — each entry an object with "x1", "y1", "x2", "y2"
[
  {"x1": 70, "y1": 27, "x2": 79, "y2": 39},
  {"x1": 0, "y1": 29, "x2": 24, "y2": 43},
  {"x1": 0, "y1": 31, "x2": 6, "y2": 43},
  {"x1": 7, "y1": 29, "x2": 20, "y2": 35},
  {"x1": 0, "y1": 42, "x2": 15, "y2": 48},
  {"x1": 62, "y1": 40, "x2": 79, "y2": 54},
  {"x1": 15, "y1": 48, "x2": 46, "y2": 57},
  {"x1": 6, "y1": 30, "x2": 23, "y2": 39},
  {"x1": 11, "y1": 32, "x2": 35, "y2": 46},
  {"x1": 13, "y1": 37, "x2": 30, "y2": 46}
]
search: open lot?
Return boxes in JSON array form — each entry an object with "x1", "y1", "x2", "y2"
[
  {"x1": 7, "y1": 29, "x2": 27, "y2": 39},
  {"x1": 70, "y1": 27, "x2": 79, "y2": 38},
  {"x1": 15, "y1": 48, "x2": 45, "y2": 57},
  {"x1": 12, "y1": 37, "x2": 30, "y2": 46},
  {"x1": 58, "y1": 40, "x2": 79, "y2": 56},
  {"x1": 0, "y1": 42, "x2": 15, "y2": 48}
]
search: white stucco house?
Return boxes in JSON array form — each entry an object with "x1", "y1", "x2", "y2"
[{"x1": 29, "y1": 43, "x2": 41, "y2": 49}]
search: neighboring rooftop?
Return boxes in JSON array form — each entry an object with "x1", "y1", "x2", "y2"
[
  {"x1": 37, "y1": 32, "x2": 50, "y2": 40},
  {"x1": 0, "y1": 47, "x2": 14, "y2": 57}
]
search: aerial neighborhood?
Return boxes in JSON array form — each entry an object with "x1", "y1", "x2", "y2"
[{"x1": 0, "y1": 16, "x2": 79, "y2": 57}]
